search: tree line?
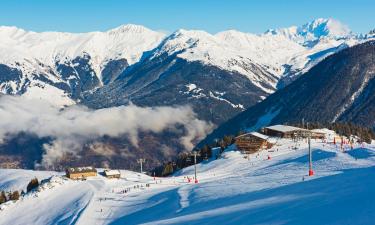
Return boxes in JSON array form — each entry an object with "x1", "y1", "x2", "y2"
[{"x1": 151, "y1": 135, "x2": 236, "y2": 177}]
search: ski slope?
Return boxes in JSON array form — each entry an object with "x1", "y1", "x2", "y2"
[{"x1": 0, "y1": 138, "x2": 374, "y2": 225}]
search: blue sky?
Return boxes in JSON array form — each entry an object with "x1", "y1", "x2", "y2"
[{"x1": 1, "y1": 0, "x2": 374, "y2": 34}]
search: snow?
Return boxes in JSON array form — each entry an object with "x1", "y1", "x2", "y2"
[
  {"x1": 151, "y1": 29, "x2": 291, "y2": 93},
  {"x1": 0, "y1": 24, "x2": 165, "y2": 67},
  {"x1": 0, "y1": 24, "x2": 166, "y2": 105},
  {"x1": 150, "y1": 18, "x2": 364, "y2": 93},
  {"x1": 249, "y1": 107, "x2": 281, "y2": 131},
  {"x1": 0, "y1": 169, "x2": 58, "y2": 192},
  {"x1": 1, "y1": 137, "x2": 374, "y2": 224},
  {"x1": 209, "y1": 91, "x2": 244, "y2": 110},
  {"x1": 249, "y1": 131, "x2": 269, "y2": 140},
  {"x1": 332, "y1": 73, "x2": 371, "y2": 122},
  {"x1": 311, "y1": 128, "x2": 335, "y2": 135},
  {"x1": 265, "y1": 18, "x2": 352, "y2": 45},
  {"x1": 21, "y1": 83, "x2": 76, "y2": 106},
  {"x1": 265, "y1": 124, "x2": 304, "y2": 132},
  {"x1": 0, "y1": 19, "x2": 369, "y2": 105},
  {"x1": 185, "y1": 83, "x2": 197, "y2": 92},
  {"x1": 236, "y1": 131, "x2": 269, "y2": 140},
  {"x1": 103, "y1": 169, "x2": 121, "y2": 176}
]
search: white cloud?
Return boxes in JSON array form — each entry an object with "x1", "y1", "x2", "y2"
[{"x1": 0, "y1": 96, "x2": 213, "y2": 166}]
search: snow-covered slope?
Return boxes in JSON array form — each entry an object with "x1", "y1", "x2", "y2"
[
  {"x1": 0, "y1": 24, "x2": 165, "y2": 105},
  {"x1": 1, "y1": 136, "x2": 374, "y2": 224},
  {"x1": 149, "y1": 18, "x2": 362, "y2": 90},
  {"x1": 265, "y1": 18, "x2": 352, "y2": 45},
  {"x1": 0, "y1": 24, "x2": 165, "y2": 69},
  {"x1": 149, "y1": 29, "x2": 297, "y2": 93}
]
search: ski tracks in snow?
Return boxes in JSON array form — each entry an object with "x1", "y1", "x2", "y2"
[{"x1": 176, "y1": 185, "x2": 193, "y2": 212}]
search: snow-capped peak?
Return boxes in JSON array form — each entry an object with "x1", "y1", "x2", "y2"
[
  {"x1": 265, "y1": 18, "x2": 352, "y2": 45},
  {"x1": 300, "y1": 18, "x2": 351, "y2": 38},
  {"x1": 106, "y1": 24, "x2": 153, "y2": 35},
  {"x1": 0, "y1": 24, "x2": 166, "y2": 66}
]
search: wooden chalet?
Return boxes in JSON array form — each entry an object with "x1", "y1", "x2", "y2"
[
  {"x1": 310, "y1": 130, "x2": 327, "y2": 139},
  {"x1": 235, "y1": 132, "x2": 272, "y2": 153},
  {"x1": 65, "y1": 166, "x2": 97, "y2": 180},
  {"x1": 263, "y1": 125, "x2": 310, "y2": 138},
  {"x1": 104, "y1": 169, "x2": 121, "y2": 179}
]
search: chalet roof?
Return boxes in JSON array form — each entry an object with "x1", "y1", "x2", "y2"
[
  {"x1": 66, "y1": 166, "x2": 97, "y2": 174},
  {"x1": 236, "y1": 132, "x2": 269, "y2": 140},
  {"x1": 104, "y1": 169, "x2": 121, "y2": 176},
  {"x1": 249, "y1": 132, "x2": 269, "y2": 140},
  {"x1": 311, "y1": 128, "x2": 331, "y2": 134},
  {"x1": 265, "y1": 125, "x2": 306, "y2": 133}
]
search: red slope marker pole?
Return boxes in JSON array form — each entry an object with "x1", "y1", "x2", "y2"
[
  {"x1": 308, "y1": 135, "x2": 314, "y2": 176},
  {"x1": 194, "y1": 151, "x2": 199, "y2": 184}
]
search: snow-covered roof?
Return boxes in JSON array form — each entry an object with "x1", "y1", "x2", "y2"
[
  {"x1": 104, "y1": 170, "x2": 121, "y2": 176},
  {"x1": 66, "y1": 167, "x2": 96, "y2": 174},
  {"x1": 311, "y1": 128, "x2": 334, "y2": 134},
  {"x1": 265, "y1": 125, "x2": 304, "y2": 133},
  {"x1": 250, "y1": 132, "x2": 269, "y2": 140},
  {"x1": 236, "y1": 132, "x2": 269, "y2": 140}
]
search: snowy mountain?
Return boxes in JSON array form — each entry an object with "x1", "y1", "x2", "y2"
[
  {"x1": 83, "y1": 18, "x2": 365, "y2": 122},
  {"x1": 0, "y1": 18, "x2": 372, "y2": 170},
  {"x1": 265, "y1": 18, "x2": 352, "y2": 45},
  {"x1": 0, "y1": 18, "x2": 365, "y2": 106},
  {"x1": 0, "y1": 24, "x2": 165, "y2": 104},
  {"x1": 202, "y1": 41, "x2": 375, "y2": 145},
  {"x1": 0, "y1": 136, "x2": 374, "y2": 224},
  {"x1": 0, "y1": 24, "x2": 165, "y2": 67}
]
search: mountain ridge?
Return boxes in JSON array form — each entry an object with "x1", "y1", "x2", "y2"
[
  {"x1": 199, "y1": 40, "x2": 375, "y2": 146},
  {"x1": 0, "y1": 18, "x2": 367, "y2": 106}
]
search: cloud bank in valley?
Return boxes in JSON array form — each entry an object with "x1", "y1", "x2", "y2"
[{"x1": 0, "y1": 96, "x2": 213, "y2": 166}]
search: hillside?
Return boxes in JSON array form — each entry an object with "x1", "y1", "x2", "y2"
[
  {"x1": 0, "y1": 135, "x2": 374, "y2": 224},
  {"x1": 201, "y1": 40, "x2": 375, "y2": 145}
]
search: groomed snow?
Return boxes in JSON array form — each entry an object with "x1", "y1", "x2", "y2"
[{"x1": 1, "y1": 135, "x2": 374, "y2": 224}]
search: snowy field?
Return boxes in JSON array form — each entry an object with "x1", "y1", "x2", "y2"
[{"x1": 0, "y1": 138, "x2": 374, "y2": 225}]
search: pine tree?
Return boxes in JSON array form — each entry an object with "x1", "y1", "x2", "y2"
[
  {"x1": 27, "y1": 178, "x2": 39, "y2": 192},
  {"x1": 9, "y1": 191, "x2": 20, "y2": 201},
  {"x1": 0, "y1": 191, "x2": 6, "y2": 204},
  {"x1": 162, "y1": 163, "x2": 174, "y2": 176},
  {"x1": 200, "y1": 145, "x2": 212, "y2": 159}
]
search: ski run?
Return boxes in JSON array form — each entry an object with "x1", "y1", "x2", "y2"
[{"x1": 0, "y1": 130, "x2": 374, "y2": 225}]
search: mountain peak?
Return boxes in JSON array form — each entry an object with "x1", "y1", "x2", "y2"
[
  {"x1": 265, "y1": 18, "x2": 352, "y2": 45},
  {"x1": 300, "y1": 18, "x2": 351, "y2": 38},
  {"x1": 106, "y1": 24, "x2": 153, "y2": 35},
  {"x1": 0, "y1": 25, "x2": 28, "y2": 35}
]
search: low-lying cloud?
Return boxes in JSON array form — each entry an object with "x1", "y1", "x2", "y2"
[{"x1": 0, "y1": 96, "x2": 213, "y2": 166}]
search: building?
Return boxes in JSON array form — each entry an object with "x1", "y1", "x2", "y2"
[
  {"x1": 235, "y1": 132, "x2": 272, "y2": 153},
  {"x1": 263, "y1": 125, "x2": 310, "y2": 138},
  {"x1": 310, "y1": 129, "x2": 327, "y2": 139},
  {"x1": 104, "y1": 169, "x2": 121, "y2": 179},
  {"x1": 65, "y1": 167, "x2": 97, "y2": 180}
]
